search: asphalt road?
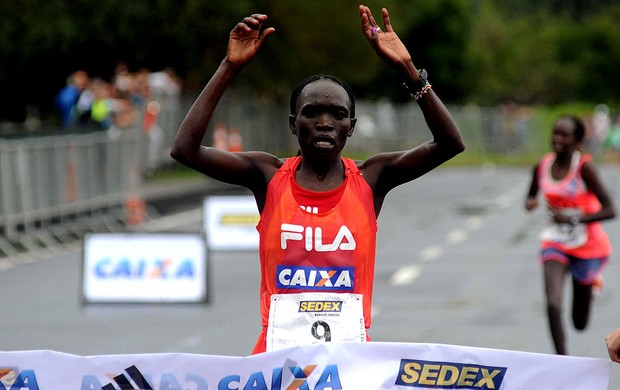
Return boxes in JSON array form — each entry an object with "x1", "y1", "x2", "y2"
[{"x1": 2, "y1": 165, "x2": 620, "y2": 387}]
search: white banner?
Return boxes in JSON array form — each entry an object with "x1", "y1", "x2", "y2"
[
  {"x1": 0, "y1": 342, "x2": 609, "y2": 389},
  {"x1": 203, "y1": 195, "x2": 260, "y2": 251},
  {"x1": 82, "y1": 233, "x2": 207, "y2": 303}
]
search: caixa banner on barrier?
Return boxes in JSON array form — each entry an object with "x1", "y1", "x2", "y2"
[
  {"x1": 81, "y1": 233, "x2": 208, "y2": 303},
  {"x1": 0, "y1": 342, "x2": 609, "y2": 389}
]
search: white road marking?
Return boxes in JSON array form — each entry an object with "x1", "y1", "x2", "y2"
[
  {"x1": 446, "y1": 228, "x2": 467, "y2": 245},
  {"x1": 419, "y1": 245, "x2": 443, "y2": 262},
  {"x1": 495, "y1": 194, "x2": 513, "y2": 209},
  {"x1": 465, "y1": 216, "x2": 483, "y2": 230},
  {"x1": 389, "y1": 265, "x2": 422, "y2": 286},
  {"x1": 390, "y1": 186, "x2": 519, "y2": 288}
]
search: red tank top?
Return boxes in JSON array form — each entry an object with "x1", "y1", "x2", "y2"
[
  {"x1": 538, "y1": 151, "x2": 611, "y2": 258},
  {"x1": 253, "y1": 157, "x2": 377, "y2": 353}
]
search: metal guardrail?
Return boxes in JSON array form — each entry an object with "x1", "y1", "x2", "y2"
[
  {"x1": 0, "y1": 129, "x2": 143, "y2": 248},
  {"x1": 0, "y1": 96, "x2": 541, "y2": 258},
  {"x1": 0, "y1": 93, "x2": 189, "y2": 257}
]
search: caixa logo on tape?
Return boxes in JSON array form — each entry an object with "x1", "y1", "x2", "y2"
[
  {"x1": 395, "y1": 359, "x2": 507, "y2": 389},
  {"x1": 97, "y1": 363, "x2": 342, "y2": 390},
  {"x1": 0, "y1": 368, "x2": 39, "y2": 390}
]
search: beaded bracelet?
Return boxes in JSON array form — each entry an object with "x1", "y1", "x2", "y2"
[
  {"x1": 412, "y1": 82, "x2": 432, "y2": 101},
  {"x1": 403, "y1": 69, "x2": 432, "y2": 101}
]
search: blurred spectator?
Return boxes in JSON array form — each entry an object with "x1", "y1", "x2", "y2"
[
  {"x1": 132, "y1": 68, "x2": 151, "y2": 107},
  {"x1": 501, "y1": 102, "x2": 531, "y2": 153},
  {"x1": 587, "y1": 104, "x2": 610, "y2": 157},
  {"x1": 74, "y1": 79, "x2": 96, "y2": 126},
  {"x1": 50, "y1": 64, "x2": 181, "y2": 172},
  {"x1": 606, "y1": 114, "x2": 620, "y2": 152},
  {"x1": 114, "y1": 97, "x2": 138, "y2": 130},
  {"x1": 143, "y1": 100, "x2": 163, "y2": 171},
  {"x1": 54, "y1": 70, "x2": 89, "y2": 128},
  {"x1": 90, "y1": 80, "x2": 137, "y2": 136},
  {"x1": 112, "y1": 62, "x2": 132, "y2": 96},
  {"x1": 148, "y1": 67, "x2": 182, "y2": 104},
  {"x1": 90, "y1": 80, "x2": 115, "y2": 129},
  {"x1": 212, "y1": 123, "x2": 229, "y2": 151},
  {"x1": 228, "y1": 127, "x2": 244, "y2": 152},
  {"x1": 145, "y1": 67, "x2": 182, "y2": 167}
]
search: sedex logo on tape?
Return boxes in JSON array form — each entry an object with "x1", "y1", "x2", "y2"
[{"x1": 395, "y1": 359, "x2": 507, "y2": 389}]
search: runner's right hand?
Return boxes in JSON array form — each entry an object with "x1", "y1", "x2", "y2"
[{"x1": 227, "y1": 14, "x2": 275, "y2": 67}]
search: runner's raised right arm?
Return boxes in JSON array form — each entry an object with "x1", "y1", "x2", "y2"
[{"x1": 170, "y1": 14, "x2": 278, "y2": 192}]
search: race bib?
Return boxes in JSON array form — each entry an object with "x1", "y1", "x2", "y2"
[
  {"x1": 540, "y1": 208, "x2": 587, "y2": 248},
  {"x1": 540, "y1": 223, "x2": 587, "y2": 248},
  {"x1": 266, "y1": 292, "x2": 366, "y2": 352}
]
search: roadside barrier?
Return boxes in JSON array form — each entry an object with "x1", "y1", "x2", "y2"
[
  {"x1": 0, "y1": 97, "x2": 545, "y2": 258},
  {"x1": 0, "y1": 129, "x2": 145, "y2": 255}
]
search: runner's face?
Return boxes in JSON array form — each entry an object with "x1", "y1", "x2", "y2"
[
  {"x1": 290, "y1": 80, "x2": 356, "y2": 159},
  {"x1": 551, "y1": 118, "x2": 577, "y2": 154}
]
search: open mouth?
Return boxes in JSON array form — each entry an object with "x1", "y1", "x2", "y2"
[
  {"x1": 315, "y1": 141, "x2": 333, "y2": 148},
  {"x1": 314, "y1": 138, "x2": 335, "y2": 149}
]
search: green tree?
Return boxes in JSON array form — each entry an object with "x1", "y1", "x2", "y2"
[
  {"x1": 467, "y1": 1, "x2": 620, "y2": 105},
  {"x1": 2, "y1": 0, "x2": 620, "y2": 124}
]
